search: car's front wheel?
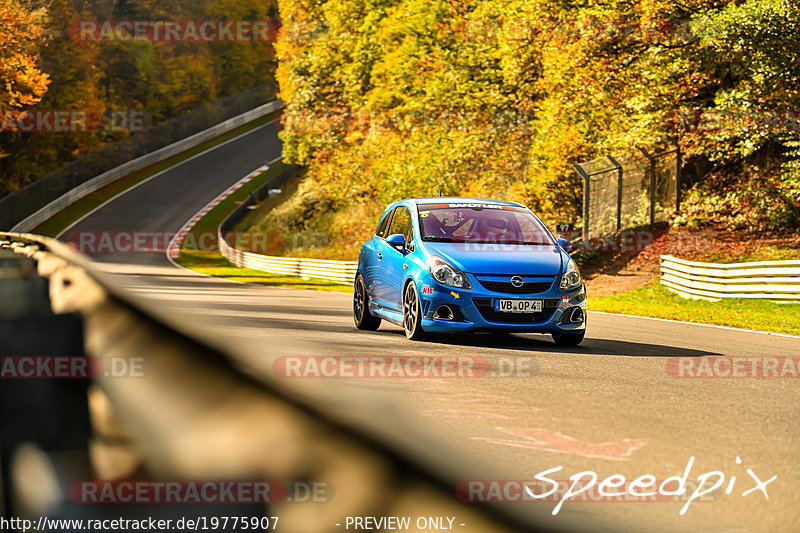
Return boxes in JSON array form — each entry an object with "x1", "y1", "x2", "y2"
[
  {"x1": 354, "y1": 274, "x2": 381, "y2": 330},
  {"x1": 552, "y1": 331, "x2": 585, "y2": 346},
  {"x1": 403, "y1": 282, "x2": 426, "y2": 340}
]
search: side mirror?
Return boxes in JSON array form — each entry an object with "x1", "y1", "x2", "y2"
[
  {"x1": 386, "y1": 233, "x2": 406, "y2": 252},
  {"x1": 557, "y1": 238, "x2": 572, "y2": 252}
]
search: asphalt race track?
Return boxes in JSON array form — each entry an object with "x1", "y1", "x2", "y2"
[{"x1": 63, "y1": 124, "x2": 800, "y2": 533}]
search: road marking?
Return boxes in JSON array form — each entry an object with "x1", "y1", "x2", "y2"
[
  {"x1": 165, "y1": 164, "x2": 269, "y2": 260},
  {"x1": 56, "y1": 119, "x2": 280, "y2": 239},
  {"x1": 412, "y1": 391, "x2": 543, "y2": 420},
  {"x1": 590, "y1": 310, "x2": 800, "y2": 339},
  {"x1": 164, "y1": 156, "x2": 281, "y2": 274},
  {"x1": 472, "y1": 427, "x2": 645, "y2": 461}
]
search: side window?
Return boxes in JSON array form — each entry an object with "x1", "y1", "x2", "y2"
[
  {"x1": 387, "y1": 206, "x2": 413, "y2": 246},
  {"x1": 376, "y1": 209, "x2": 395, "y2": 238}
]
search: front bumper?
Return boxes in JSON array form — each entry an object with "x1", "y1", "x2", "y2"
[{"x1": 416, "y1": 275, "x2": 587, "y2": 334}]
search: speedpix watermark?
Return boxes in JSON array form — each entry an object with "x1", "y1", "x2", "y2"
[
  {"x1": 668, "y1": 356, "x2": 800, "y2": 378},
  {"x1": 69, "y1": 20, "x2": 279, "y2": 42},
  {"x1": 458, "y1": 478, "x2": 719, "y2": 503},
  {"x1": 272, "y1": 356, "x2": 537, "y2": 379},
  {"x1": 458, "y1": 456, "x2": 776, "y2": 516}
]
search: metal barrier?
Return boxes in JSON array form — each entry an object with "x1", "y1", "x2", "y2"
[
  {"x1": 0, "y1": 231, "x2": 537, "y2": 532},
  {"x1": 217, "y1": 163, "x2": 358, "y2": 285},
  {"x1": 220, "y1": 237, "x2": 358, "y2": 284},
  {"x1": 1, "y1": 85, "x2": 280, "y2": 232},
  {"x1": 660, "y1": 255, "x2": 800, "y2": 301}
]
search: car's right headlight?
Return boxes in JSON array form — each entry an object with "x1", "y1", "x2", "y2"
[
  {"x1": 429, "y1": 257, "x2": 472, "y2": 289},
  {"x1": 559, "y1": 258, "x2": 582, "y2": 291}
]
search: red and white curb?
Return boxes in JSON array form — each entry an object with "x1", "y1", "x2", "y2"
[{"x1": 166, "y1": 165, "x2": 269, "y2": 259}]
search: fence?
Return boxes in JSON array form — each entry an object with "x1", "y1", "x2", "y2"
[
  {"x1": 660, "y1": 255, "x2": 800, "y2": 301},
  {"x1": 218, "y1": 163, "x2": 358, "y2": 285},
  {"x1": 0, "y1": 84, "x2": 278, "y2": 231},
  {"x1": 573, "y1": 144, "x2": 680, "y2": 249}
]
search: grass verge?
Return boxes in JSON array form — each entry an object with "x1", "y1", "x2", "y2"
[
  {"x1": 589, "y1": 281, "x2": 800, "y2": 336},
  {"x1": 34, "y1": 111, "x2": 281, "y2": 237},
  {"x1": 173, "y1": 162, "x2": 351, "y2": 293}
]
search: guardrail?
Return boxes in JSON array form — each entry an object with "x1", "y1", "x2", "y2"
[
  {"x1": 220, "y1": 237, "x2": 358, "y2": 284},
  {"x1": 660, "y1": 254, "x2": 800, "y2": 301},
  {"x1": 217, "y1": 163, "x2": 358, "y2": 285},
  {"x1": 5, "y1": 97, "x2": 283, "y2": 233},
  {"x1": 0, "y1": 231, "x2": 532, "y2": 532}
]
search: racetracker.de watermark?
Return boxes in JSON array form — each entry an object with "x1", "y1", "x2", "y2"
[
  {"x1": 557, "y1": 230, "x2": 666, "y2": 253},
  {"x1": 69, "y1": 481, "x2": 332, "y2": 504},
  {"x1": 69, "y1": 20, "x2": 280, "y2": 42},
  {"x1": 673, "y1": 109, "x2": 800, "y2": 135},
  {"x1": 272, "y1": 356, "x2": 537, "y2": 379},
  {"x1": 667, "y1": 356, "x2": 800, "y2": 379},
  {"x1": 0, "y1": 356, "x2": 148, "y2": 379},
  {"x1": 457, "y1": 479, "x2": 719, "y2": 504},
  {"x1": 285, "y1": 17, "x2": 703, "y2": 45},
  {"x1": 1, "y1": 110, "x2": 151, "y2": 133},
  {"x1": 65, "y1": 231, "x2": 272, "y2": 254},
  {"x1": 460, "y1": 17, "x2": 701, "y2": 43},
  {"x1": 288, "y1": 108, "x2": 537, "y2": 134}
]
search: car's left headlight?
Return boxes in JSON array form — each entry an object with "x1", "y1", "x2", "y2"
[
  {"x1": 559, "y1": 258, "x2": 582, "y2": 291},
  {"x1": 429, "y1": 257, "x2": 472, "y2": 289}
]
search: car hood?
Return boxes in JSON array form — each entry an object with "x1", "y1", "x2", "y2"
[{"x1": 424, "y1": 242, "x2": 564, "y2": 276}]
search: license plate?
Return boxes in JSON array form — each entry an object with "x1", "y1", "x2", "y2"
[{"x1": 493, "y1": 299, "x2": 543, "y2": 313}]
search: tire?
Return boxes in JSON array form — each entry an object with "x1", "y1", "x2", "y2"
[
  {"x1": 353, "y1": 274, "x2": 381, "y2": 330},
  {"x1": 402, "y1": 282, "x2": 427, "y2": 341},
  {"x1": 552, "y1": 331, "x2": 585, "y2": 346}
]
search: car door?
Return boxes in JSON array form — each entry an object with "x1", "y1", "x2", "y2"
[
  {"x1": 364, "y1": 208, "x2": 395, "y2": 306},
  {"x1": 379, "y1": 205, "x2": 413, "y2": 311}
]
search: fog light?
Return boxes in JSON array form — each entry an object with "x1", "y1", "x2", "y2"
[{"x1": 434, "y1": 305, "x2": 454, "y2": 321}]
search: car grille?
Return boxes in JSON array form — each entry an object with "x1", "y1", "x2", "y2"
[
  {"x1": 472, "y1": 297, "x2": 559, "y2": 324},
  {"x1": 477, "y1": 280, "x2": 553, "y2": 294}
]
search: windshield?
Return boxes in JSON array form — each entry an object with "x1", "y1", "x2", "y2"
[{"x1": 418, "y1": 203, "x2": 554, "y2": 245}]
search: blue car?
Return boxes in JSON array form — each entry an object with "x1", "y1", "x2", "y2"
[{"x1": 353, "y1": 197, "x2": 587, "y2": 344}]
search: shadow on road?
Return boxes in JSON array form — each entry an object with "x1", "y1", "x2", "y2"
[{"x1": 413, "y1": 332, "x2": 721, "y2": 358}]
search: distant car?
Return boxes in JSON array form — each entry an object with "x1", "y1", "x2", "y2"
[{"x1": 353, "y1": 197, "x2": 587, "y2": 344}]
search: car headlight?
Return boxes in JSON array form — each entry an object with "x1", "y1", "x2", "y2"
[
  {"x1": 559, "y1": 258, "x2": 582, "y2": 291},
  {"x1": 429, "y1": 257, "x2": 472, "y2": 289}
]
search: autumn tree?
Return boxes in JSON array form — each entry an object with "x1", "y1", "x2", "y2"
[
  {"x1": 0, "y1": 0, "x2": 49, "y2": 111},
  {"x1": 1, "y1": 0, "x2": 279, "y2": 198},
  {"x1": 270, "y1": 0, "x2": 800, "y2": 258}
]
